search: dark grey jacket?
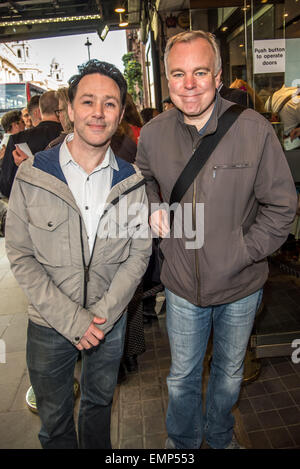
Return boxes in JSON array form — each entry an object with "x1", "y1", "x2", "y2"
[{"x1": 136, "y1": 94, "x2": 297, "y2": 307}]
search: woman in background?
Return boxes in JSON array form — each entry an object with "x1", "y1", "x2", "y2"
[{"x1": 230, "y1": 78, "x2": 265, "y2": 113}]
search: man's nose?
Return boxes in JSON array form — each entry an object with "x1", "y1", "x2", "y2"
[
  {"x1": 184, "y1": 74, "x2": 196, "y2": 89},
  {"x1": 93, "y1": 102, "x2": 104, "y2": 117}
]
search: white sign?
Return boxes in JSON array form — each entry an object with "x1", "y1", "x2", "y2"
[{"x1": 253, "y1": 39, "x2": 285, "y2": 74}]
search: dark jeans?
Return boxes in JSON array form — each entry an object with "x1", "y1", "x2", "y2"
[{"x1": 26, "y1": 313, "x2": 127, "y2": 449}]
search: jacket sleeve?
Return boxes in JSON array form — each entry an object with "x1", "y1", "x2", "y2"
[
  {"x1": 136, "y1": 133, "x2": 162, "y2": 213},
  {"x1": 5, "y1": 178, "x2": 94, "y2": 345},
  {"x1": 0, "y1": 135, "x2": 18, "y2": 198},
  {"x1": 88, "y1": 186, "x2": 152, "y2": 335},
  {"x1": 244, "y1": 123, "x2": 298, "y2": 261}
]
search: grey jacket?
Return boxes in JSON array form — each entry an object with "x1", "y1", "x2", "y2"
[
  {"x1": 5, "y1": 144, "x2": 152, "y2": 345},
  {"x1": 136, "y1": 94, "x2": 298, "y2": 307}
]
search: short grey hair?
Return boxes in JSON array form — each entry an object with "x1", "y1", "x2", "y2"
[{"x1": 164, "y1": 30, "x2": 222, "y2": 79}]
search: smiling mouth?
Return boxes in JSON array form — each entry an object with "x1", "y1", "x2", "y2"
[
  {"x1": 181, "y1": 95, "x2": 200, "y2": 99},
  {"x1": 88, "y1": 123, "x2": 106, "y2": 130}
]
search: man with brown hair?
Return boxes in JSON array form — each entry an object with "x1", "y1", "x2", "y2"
[
  {"x1": 0, "y1": 91, "x2": 62, "y2": 197},
  {"x1": 5, "y1": 60, "x2": 151, "y2": 449}
]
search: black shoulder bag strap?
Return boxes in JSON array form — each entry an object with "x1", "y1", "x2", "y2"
[
  {"x1": 157, "y1": 104, "x2": 245, "y2": 271},
  {"x1": 169, "y1": 103, "x2": 245, "y2": 213},
  {"x1": 157, "y1": 104, "x2": 246, "y2": 271}
]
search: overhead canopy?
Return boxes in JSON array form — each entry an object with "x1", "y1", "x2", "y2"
[
  {"x1": 0, "y1": 0, "x2": 143, "y2": 42},
  {"x1": 0, "y1": 0, "x2": 285, "y2": 43}
]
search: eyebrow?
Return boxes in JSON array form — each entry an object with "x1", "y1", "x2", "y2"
[
  {"x1": 170, "y1": 66, "x2": 211, "y2": 74},
  {"x1": 80, "y1": 93, "x2": 119, "y2": 101}
]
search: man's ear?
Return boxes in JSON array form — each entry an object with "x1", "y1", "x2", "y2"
[
  {"x1": 215, "y1": 68, "x2": 222, "y2": 89},
  {"x1": 119, "y1": 107, "x2": 125, "y2": 124},
  {"x1": 68, "y1": 102, "x2": 74, "y2": 123},
  {"x1": 36, "y1": 108, "x2": 42, "y2": 120},
  {"x1": 11, "y1": 122, "x2": 18, "y2": 134}
]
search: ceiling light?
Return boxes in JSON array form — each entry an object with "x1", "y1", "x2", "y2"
[
  {"x1": 0, "y1": 14, "x2": 101, "y2": 27},
  {"x1": 114, "y1": 2, "x2": 126, "y2": 13},
  {"x1": 119, "y1": 13, "x2": 128, "y2": 27}
]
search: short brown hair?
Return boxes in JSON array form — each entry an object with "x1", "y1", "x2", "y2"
[
  {"x1": 27, "y1": 95, "x2": 40, "y2": 116},
  {"x1": 1, "y1": 110, "x2": 23, "y2": 133},
  {"x1": 39, "y1": 90, "x2": 59, "y2": 115}
]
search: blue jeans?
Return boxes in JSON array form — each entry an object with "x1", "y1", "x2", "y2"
[
  {"x1": 165, "y1": 288, "x2": 263, "y2": 449},
  {"x1": 26, "y1": 313, "x2": 127, "y2": 449}
]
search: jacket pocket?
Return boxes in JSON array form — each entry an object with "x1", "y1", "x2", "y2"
[
  {"x1": 28, "y1": 205, "x2": 72, "y2": 266},
  {"x1": 101, "y1": 219, "x2": 131, "y2": 264},
  {"x1": 204, "y1": 226, "x2": 253, "y2": 294},
  {"x1": 212, "y1": 162, "x2": 252, "y2": 179}
]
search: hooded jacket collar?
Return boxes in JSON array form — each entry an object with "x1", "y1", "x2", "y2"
[
  {"x1": 32, "y1": 143, "x2": 136, "y2": 188},
  {"x1": 16, "y1": 144, "x2": 143, "y2": 213}
]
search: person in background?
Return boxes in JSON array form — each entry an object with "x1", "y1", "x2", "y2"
[
  {"x1": 0, "y1": 110, "x2": 25, "y2": 158},
  {"x1": 5, "y1": 59, "x2": 151, "y2": 449},
  {"x1": 27, "y1": 95, "x2": 42, "y2": 127},
  {"x1": 123, "y1": 93, "x2": 143, "y2": 144},
  {"x1": 162, "y1": 96, "x2": 174, "y2": 111},
  {"x1": 230, "y1": 78, "x2": 265, "y2": 113},
  {"x1": 110, "y1": 120, "x2": 137, "y2": 164},
  {"x1": 111, "y1": 97, "x2": 151, "y2": 377},
  {"x1": 265, "y1": 84, "x2": 300, "y2": 137},
  {"x1": 0, "y1": 110, "x2": 25, "y2": 236},
  {"x1": 290, "y1": 126, "x2": 300, "y2": 141},
  {"x1": 218, "y1": 80, "x2": 253, "y2": 108},
  {"x1": 140, "y1": 107, "x2": 160, "y2": 125},
  {"x1": 136, "y1": 29, "x2": 297, "y2": 450},
  {"x1": 0, "y1": 91, "x2": 62, "y2": 197},
  {"x1": 46, "y1": 87, "x2": 74, "y2": 148},
  {"x1": 22, "y1": 108, "x2": 33, "y2": 129}
]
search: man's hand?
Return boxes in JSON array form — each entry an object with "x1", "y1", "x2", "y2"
[
  {"x1": 149, "y1": 209, "x2": 170, "y2": 238},
  {"x1": 75, "y1": 316, "x2": 106, "y2": 351},
  {"x1": 12, "y1": 147, "x2": 29, "y2": 167},
  {"x1": 290, "y1": 127, "x2": 300, "y2": 141}
]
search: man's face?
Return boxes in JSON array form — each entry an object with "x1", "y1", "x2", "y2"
[
  {"x1": 167, "y1": 38, "x2": 221, "y2": 124},
  {"x1": 11, "y1": 118, "x2": 25, "y2": 134},
  {"x1": 22, "y1": 108, "x2": 32, "y2": 128},
  {"x1": 68, "y1": 73, "x2": 123, "y2": 148},
  {"x1": 57, "y1": 99, "x2": 68, "y2": 132}
]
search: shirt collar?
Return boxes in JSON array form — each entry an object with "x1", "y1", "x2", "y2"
[{"x1": 60, "y1": 133, "x2": 119, "y2": 173}]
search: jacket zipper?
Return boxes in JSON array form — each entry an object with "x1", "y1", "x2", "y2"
[
  {"x1": 212, "y1": 163, "x2": 251, "y2": 178},
  {"x1": 79, "y1": 178, "x2": 146, "y2": 308},
  {"x1": 192, "y1": 179, "x2": 201, "y2": 304},
  {"x1": 79, "y1": 216, "x2": 95, "y2": 308}
]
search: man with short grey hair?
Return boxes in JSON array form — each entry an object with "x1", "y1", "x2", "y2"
[{"x1": 137, "y1": 30, "x2": 297, "y2": 449}]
